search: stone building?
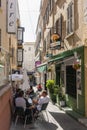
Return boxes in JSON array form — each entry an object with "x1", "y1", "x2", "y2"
[
  {"x1": 23, "y1": 42, "x2": 35, "y2": 72},
  {"x1": 35, "y1": 0, "x2": 87, "y2": 117},
  {"x1": 0, "y1": 0, "x2": 21, "y2": 130}
]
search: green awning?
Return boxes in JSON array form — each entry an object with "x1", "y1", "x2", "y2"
[
  {"x1": 37, "y1": 65, "x2": 47, "y2": 72},
  {"x1": 49, "y1": 46, "x2": 84, "y2": 63}
]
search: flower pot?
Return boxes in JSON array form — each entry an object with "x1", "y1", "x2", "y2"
[{"x1": 59, "y1": 100, "x2": 65, "y2": 107}]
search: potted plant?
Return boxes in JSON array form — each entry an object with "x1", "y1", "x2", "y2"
[
  {"x1": 55, "y1": 85, "x2": 66, "y2": 107},
  {"x1": 46, "y1": 80, "x2": 56, "y2": 102},
  {"x1": 59, "y1": 94, "x2": 66, "y2": 107},
  {"x1": 46, "y1": 79, "x2": 55, "y2": 93}
]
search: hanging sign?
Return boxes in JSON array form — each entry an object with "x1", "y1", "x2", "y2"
[
  {"x1": 7, "y1": 0, "x2": 16, "y2": 33},
  {"x1": 50, "y1": 33, "x2": 61, "y2": 49}
]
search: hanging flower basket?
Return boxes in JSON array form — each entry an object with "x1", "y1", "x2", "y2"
[
  {"x1": 47, "y1": 68, "x2": 52, "y2": 72},
  {"x1": 72, "y1": 59, "x2": 81, "y2": 70}
]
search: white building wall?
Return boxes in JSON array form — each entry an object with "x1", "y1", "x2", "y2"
[{"x1": 23, "y1": 42, "x2": 35, "y2": 72}]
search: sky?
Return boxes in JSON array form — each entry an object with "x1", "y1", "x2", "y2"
[{"x1": 18, "y1": 0, "x2": 41, "y2": 42}]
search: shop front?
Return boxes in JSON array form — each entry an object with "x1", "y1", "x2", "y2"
[{"x1": 48, "y1": 46, "x2": 86, "y2": 116}]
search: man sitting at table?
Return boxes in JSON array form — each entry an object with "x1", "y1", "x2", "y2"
[{"x1": 33, "y1": 90, "x2": 50, "y2": 112}]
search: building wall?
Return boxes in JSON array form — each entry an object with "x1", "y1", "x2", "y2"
[
  {"x1": 37, "y1": 0, "x2": 87, "y2": 117},
  {"x1": 0, "y1": 86, "x2": 12, "y2": 130},
  {"x1": 0, "y1": 1, "x2": 20, "y2": 130},
  {"x1": 84, "y1": 46, "x2": 87, "y2": 116}
]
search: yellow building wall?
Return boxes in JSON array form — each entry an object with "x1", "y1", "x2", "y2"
[{"x1": 84, "y1": 46, "x2": 87, "y2": 116}]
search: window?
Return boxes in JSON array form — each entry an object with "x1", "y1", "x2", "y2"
[
  {"x1": 0, "y1": 0, "x2": 1, "y2": 7},
  {"x1": 67, "y1": 1, "x2": 74, "y2": 35},
  {"x1": 49, "y1": 0, "x2": 54, "y2": 12},
  {"x1": 56, "y1": 14, "x2": 62, "y2": 38}
]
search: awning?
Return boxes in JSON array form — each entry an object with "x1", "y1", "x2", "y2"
[
  {"x1": 37, "y1": 63, "x2": 47, "y2": 73},
  {"x1": 48, "y1": 46, "x2": 84, "y2": 63}
]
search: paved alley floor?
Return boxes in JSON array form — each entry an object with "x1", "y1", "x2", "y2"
[{"x1": 10, "y1": 102, "x2": 87, "y2": 130}]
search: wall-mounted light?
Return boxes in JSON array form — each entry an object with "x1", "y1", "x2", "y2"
[{"x1": 17, "y1": 27, "x2": 25, "y2": 44}]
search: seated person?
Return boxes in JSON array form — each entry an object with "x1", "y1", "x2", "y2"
[
  {"x1": 26, "y1": 86, "x2": 34, "y2": 98},
  {"x1": 13, "y1": 88, "x2": 21, "y2": 107},
  {"x1": 33, "y1": 90, "x2": 50, "y2": 112},
  {"x1": 15, "y1": 90, "x2": 34, "y2": 122},
  {"x1": 15, "y1": 90, "x2": 26, "y2": 110},
  {"x1": 27, "y1": 86, "x2": 34, "y2": 95}
]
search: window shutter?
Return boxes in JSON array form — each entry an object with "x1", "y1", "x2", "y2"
[{"x1": 67, "y1": 1, "x2": 74, "y2": 35}]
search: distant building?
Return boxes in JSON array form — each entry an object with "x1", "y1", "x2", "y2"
[{"x1": 23, "y1": 42, "x2": 35, "y2": 72}]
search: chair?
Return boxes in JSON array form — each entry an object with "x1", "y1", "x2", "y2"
[
  {"x1": 14, "y1": 107, "x2": 25, "y2": 126},
  {"x1": 24, "y1": 108, "x2": 34, "y2": 128},
  {"x1": 36, "y1": 102, "x2": 49, "y2": 122}
]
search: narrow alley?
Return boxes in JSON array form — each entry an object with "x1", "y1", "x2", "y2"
[
  {"x1": 10, "y1": 70, "x2": 87, "y2": 130},
  {"x1": 10, "y1": 101, "x2": 87, "y2": 130}
]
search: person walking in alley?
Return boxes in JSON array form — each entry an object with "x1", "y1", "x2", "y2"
[{"x1": 37, "y1": 83, "x2": 42, "y2": 92}]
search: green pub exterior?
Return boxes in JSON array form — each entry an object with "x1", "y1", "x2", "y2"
[{"x1": 48, "y1": 45, "x2": 87, "y2": 117}]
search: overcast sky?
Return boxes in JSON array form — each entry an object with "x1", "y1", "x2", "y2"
[{"x1": 18, "y1": 0, "x2": 41, "y2": 42}]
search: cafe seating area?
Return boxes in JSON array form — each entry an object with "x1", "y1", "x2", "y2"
[{"x1": 12, "y1": 84, "x2": 50, "y2": 128}]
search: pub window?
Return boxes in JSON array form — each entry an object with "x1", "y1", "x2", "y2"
[
  {"x1": 66, "y1": 65, "x2": 76, "y2": 98},
  {"x1": 56, "y1": 66, "x2": 60, "y2": 86},
  {"x1": 67, "y1": 1, "x2": 74, "y2": 35}
]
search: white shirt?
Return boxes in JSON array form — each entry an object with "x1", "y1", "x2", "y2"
[
  {"x1": 15, "y1": 97, "x2": 26, "y2": 110},
  {"x1": 37, "y1": 96, "x2": 50, "y2": 111}
]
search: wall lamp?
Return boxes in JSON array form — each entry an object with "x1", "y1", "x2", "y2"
[{"x1": 17, "y1": 27, "x2": 25, "y2": 44}]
